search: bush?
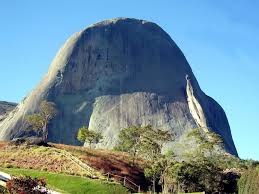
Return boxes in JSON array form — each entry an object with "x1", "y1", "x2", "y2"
[
  {"x1": 167, "y1": 160, "x2": 240, "y2": 193},
  {"x1": 6, "y1": 176, "x2": 48, "y2": 194}
]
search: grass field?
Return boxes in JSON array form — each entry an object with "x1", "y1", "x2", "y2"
[{"x1": 0, "y1": 167, "x2": 129, "y2": 194}]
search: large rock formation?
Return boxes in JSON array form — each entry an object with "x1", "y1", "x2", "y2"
[
  {"x1": 0, "y1": 18, "x2": 238, "y2": 156},
  {"x1": 0, "y1": 101, "x2": 17, "y2": 122}
]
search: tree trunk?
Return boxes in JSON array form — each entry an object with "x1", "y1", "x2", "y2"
[
  {"x1": 42, "y1": 123, "x2": 48, "y2": 143},
  {"x1": 162, "y1": 178, "x2": 170, "y2": 194},
  {"x1": 152, "y1": 176, "x2": 156, "y2": 194},
  {"x1": 132, "y1": 150, "x2": 137, "y2": 166}
]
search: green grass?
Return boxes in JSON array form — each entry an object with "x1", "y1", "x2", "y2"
[{"x1": 0, "y1": 168, "x2": 129, "y2": 194}]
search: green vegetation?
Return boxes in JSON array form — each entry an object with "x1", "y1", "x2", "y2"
[
  {"x1": 77, "y1": 126, "x2": 103, "y2": 149},
  {"x1": 115, "y1": 125, "x2": 173, "y2": 192},
  {"x1": 168, "y1": 157, "x2": 224, "y2": 193},
  {"x1": 238, "y1": 168, "x2": 259, "y2": 194},
  {"x1": 115, "y1": 126, "x2": 230, "y2": 193},
  {"x1": 114, "y1": 126, "x2": 142, "y2": 163},
  {"x1": 26, "y1": 101, "x2": 57, "y2": 143},
  {"x1": 115, "y1": 125, "x2": 173, "y2": 164},
  {"x1": 162, "y1": 128, "x2": 239, "y2": 194},
  {"x1": 1, "y1": 125, "x2": 258, "y2": 194},
  {"x1": 1, "y1": 168, "x2": 129, "y2": 194},
  {"x1": 184, "y1": 127, "x2": 224, "y2": 159}
]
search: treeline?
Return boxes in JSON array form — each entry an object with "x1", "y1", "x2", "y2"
[{"x1": 113, "y1": 126, "x2": 241, "y2": 194}]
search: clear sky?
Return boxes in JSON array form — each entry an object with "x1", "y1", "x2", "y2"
[{"x1": 0, "y1": 1, "x2": 258, "y2": 160}]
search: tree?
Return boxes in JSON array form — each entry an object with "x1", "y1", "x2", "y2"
[
  {"x1": 26, "y1": 100, "x2": 57, "y2": 143},
  {"x1": 185, "y1": 127, "x2": 224, "y2": 159},
  {"x1": 168, "y1": 157, "x2": 224, "y2": 193},
  {"x1": 115, "y1": 125, "x2": 173, "y2": 164},
  {"x1": 77, "y1": 126, "x2": 103, "y2": 149},
  {"x1": 114, "y1": 126, "x2": 142, "y2": 164},
  {"x1": 164, "y1": 128, "x2": 239, "y2": 193},
  {"x1": 139, "y1": 125, "x2": 173, "y2": 161},
  {"x1": 137, "y1": 126, "x2": 174, "y2": 193},
  {"x1": 115, "y1": 125, "x2": 174, "y2": 193},
  {"x1": 144, "y1": 151, "x2": 176, "y2": 194}
]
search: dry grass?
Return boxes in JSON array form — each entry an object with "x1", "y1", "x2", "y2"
[
  {"x1": 0, "y1": 142, "x2": 98, "y2": 177},
  {"x1": 52, "y1": 144, "x2": 148, "y2": 188},
  {"x1": 0, "y1": 142, "x2": 148, "y2": 189}
]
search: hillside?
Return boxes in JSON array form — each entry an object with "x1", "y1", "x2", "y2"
[{"x1": 0, "y1": 141, "x2": 147, "y2": 192}]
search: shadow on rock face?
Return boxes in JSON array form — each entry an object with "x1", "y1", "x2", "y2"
[{"x1": 0, "y1": 18, "x2": 238, "y2": 156}]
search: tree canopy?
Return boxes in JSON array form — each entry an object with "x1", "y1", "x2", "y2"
[
  {"x1": 77, "y1": 126, "x2": 103, "y2": 149},
  {"x1": 115, "y1": 125, "x2": 174, "y2": 193},
  {"x1": 114, "y1": 125, "x2": 173, "y2": 163}
]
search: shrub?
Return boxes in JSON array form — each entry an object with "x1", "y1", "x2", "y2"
[
  {"x1": 6, "y1": 176, "x2": 48, "y2": 194},
  {"x1": 77, "y1": 126, "x2": 103, "y2": 149}
]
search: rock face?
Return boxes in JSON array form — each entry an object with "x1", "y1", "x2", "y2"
[
  {"x1": 0, "y1": 101, "x2": 17, "y2": 122},
  {"x1": 0, "y1": 18, "x2": 238, "y2": 156}
]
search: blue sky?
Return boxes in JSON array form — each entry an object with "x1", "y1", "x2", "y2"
[{"x1": 0, "y1": 1, "x2": 258, "y2": 160}]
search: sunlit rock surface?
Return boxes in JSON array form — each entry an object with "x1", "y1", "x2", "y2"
[
  {"x1": 0, "y1": 18, "x2": 238, "y2": 156},
  {"x1": 0, "y1": 101, "x2": 17, "y2": 122}
]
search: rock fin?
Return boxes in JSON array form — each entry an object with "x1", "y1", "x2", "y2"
[{"x1": 186, "y1": 75, "x2": 208, "y2": 130}]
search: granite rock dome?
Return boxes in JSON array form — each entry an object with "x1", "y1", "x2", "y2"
[
  {"x1": 0, "y1": 101, "x2": 17, "y2": 122},
  {"x1": 0, "y1": 18, "x2": 238, "y2": 156}
]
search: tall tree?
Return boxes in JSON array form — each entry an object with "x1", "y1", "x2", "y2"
[
  {"x1": 185, "y1": 127, "x2": 224, "y2": 158},
  {"x1": 77, "y1": 126, "x2": 103, "y2": 149},
  {"x1": 114, "y1": 126, "x2": 142, "y2": 164},
  {"x1": 115, "y1": 125, "x2": 174, "y2": 193},
  {"x1": 26, "y1": 100, "x2": 57, "y2": 143}
]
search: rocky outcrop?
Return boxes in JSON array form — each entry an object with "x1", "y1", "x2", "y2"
[
  {"x1": 0, "y1": 18, "x2": 238, "y2": 156},
  {"x1": 186, "y1": 75, "x2": 208, "y2": 129},
  {"x1": 0, "y1": 101, "x2": 17, "y2": 122}
]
